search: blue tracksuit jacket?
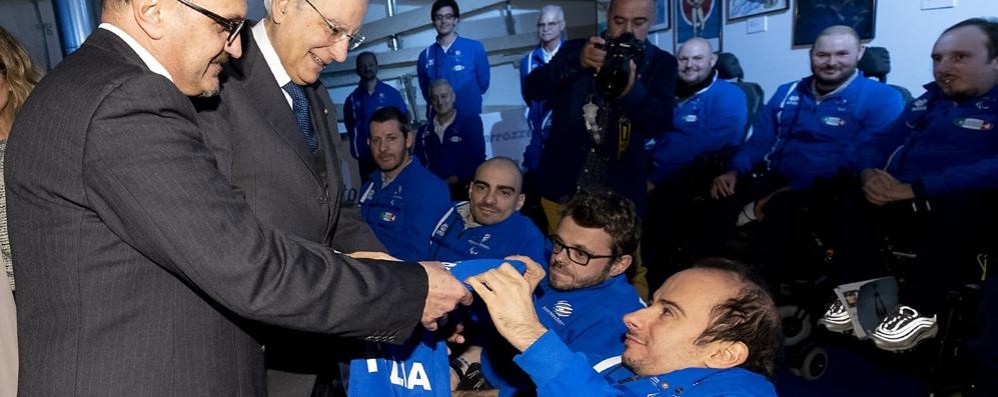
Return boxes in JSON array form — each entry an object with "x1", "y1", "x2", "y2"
[
  {"x1": 358, "y1": 159, "x2": 452, "y2": 262},
  {"x1": 856, "y1": 82, "x2": 998, "y2": 198},
  {"x1": 417, "y1": 35, "x2": 490, "y2": 118},
  {"x1": 428, "y1": 201, "x2": 546, "y2": 265},
  {"x1": 344, "y1": 80, "x2": 409, "y2": 161},
  {"x1": 520, "y1": 42, "x2": 560, "y2": 172},
  {"x1": 650, "y1": 75, "x2": 748, "y2": 184},
  {"x1": 729, "y1": 73, "x2": 904, "y2": 188},
  {"x1": 414, "y1": 113, "x2": 486, "y2": 184},
  {"x1": 513, "y1": 331, "x2": 777, "y2": 396},
  {"x1": 481, "y1": 275, "x2": 643, "y2": 396}
]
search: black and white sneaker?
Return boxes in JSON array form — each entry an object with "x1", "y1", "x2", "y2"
[
  {"x1": 817, "y1": 299, "x2": 853, "y2": 333},
  {"x1": 870, "y1": 305, "x2": 938, "y2": 352}
]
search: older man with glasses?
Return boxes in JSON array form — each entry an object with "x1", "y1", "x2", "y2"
[{"x1": 192, "y1": 0, "x2": 468, "y2": 395}]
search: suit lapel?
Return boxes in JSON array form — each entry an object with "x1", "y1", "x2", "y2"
[{"x1": 233, "y1": 30, "x2": 320, "y2": 178}]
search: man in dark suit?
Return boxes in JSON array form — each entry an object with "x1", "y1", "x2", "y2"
[
  {"x1": 192, "y1": 0, "x2": 414, "y2": 393},
  {"x1": 4, "y1": 0, "x2": 470, "y2": 395}
]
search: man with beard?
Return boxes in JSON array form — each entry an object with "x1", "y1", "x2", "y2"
[
  {"x1": 428, "y1": 157, "x2": 545, "y2": 265},
  {"x1": 417, "y1": 0, "x2": 490, "y2": 119},
  {"x1": 5, "y1": 0, "x2": 470, "y2": 394},
  {"x1": 415, "y1": 79, "x2": 487, "y2": 200},
  {"x1": 359, "y1": 107, "x2": 452, "y2": 262},
  {"x1": 473, "y1": 190, "x2": 645, "y2": 396},
  {"x1": 345, "y1": 52, "x2": 410, "y2": 181},
  {"x1": 643, "y1": 38, "x2": 747, "y2": 285},
  {"x1": 700, "y1": 25, "x2": 903, "y2": 274},
  {"x1": 469, "y1": 257, "x2": 779, "y2": 396},
  {"x1": 822, "y1": 19, "x2": 998, "y2": 360},
  {"x1": 520, "y1": 5, "x2": 566, "y2": 174}
]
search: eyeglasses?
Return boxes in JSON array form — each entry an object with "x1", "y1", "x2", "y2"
[
  {"x1": 537, "y1": 21, "x2": 562, "y2": 30},
  {"x1": 176, "y1": 0, "x2": 245, "y2": 46},
  {"x1": 302, "y1": 0, "x2": 366, "y2": 50},
  {"x1": 433, "y1": 13, "x2": 456, "y2": 22},
  {"x1": 549, "y1": 235, "x2": 616, "y2": 266}
]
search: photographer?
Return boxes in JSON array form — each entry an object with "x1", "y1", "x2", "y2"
[{"x1": 523, "y1": 0, "x2": 677, "y2": 226}]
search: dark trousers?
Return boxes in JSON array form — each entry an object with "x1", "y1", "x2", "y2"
[{"x1": 832, "y1": 190, "x2": 997, "y2": 316}]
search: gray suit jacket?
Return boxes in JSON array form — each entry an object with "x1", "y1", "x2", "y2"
[
  {"x1": 6, "y1": 28, "x2": 427, "y2": 397},
  {"x1": 196, "y1": 27, "x2": 382, "y2": 252}
]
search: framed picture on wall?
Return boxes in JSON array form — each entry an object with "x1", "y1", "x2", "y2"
[
  {"x1": 675, "y1": 0, "x2": 722, "y2": 51},
  {"x1": 727, "y1": 0, "x2": 788, "y2": 22},
  {"x1": 793, "y1": 0, "x2": 876, "y2": 46},
  {"x1": 651, "y1": 0, "x2": 671, "y2": 32}
]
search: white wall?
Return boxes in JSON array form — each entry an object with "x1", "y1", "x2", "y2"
[{"x1": 720, "y1": 0, "x2": 996, "y2": 101}]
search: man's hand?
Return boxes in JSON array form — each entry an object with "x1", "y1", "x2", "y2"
[
  {"x1": 711, "y1": 170, "x2": 738, "y2": 199},
  {"x1": 419, "y1": 261, "x2": 473, "y2": 331},
  {"x1": 466, "y1": 257, "x2": 547, "y2": 352},
  {"x1": 348, "y1": 251, "x2": 400, "y2": 261},
  {"x1": 617, "y1": 59, "x2": 638, "y2": 98},
  {"x1": 861, "y1": 168, "x2": 914, "y2": 205},
  {"x1": 753, "y1": 186, "x2": 791, "y2": 220},
  {"x1": 580, "y1": 36, "x2": 607, "y2": 71}
]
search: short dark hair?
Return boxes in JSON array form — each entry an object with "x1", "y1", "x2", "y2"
[
  {"x1": 943, "y1": 17, "x2": 998, "y2": 61},
  {"x1": 369, "y1": 106, "x2": 412, "y2": 137},
  {"x1": 691, "y1": 258, "x2": 781, "y2": 378},
  {"x1": 561, "y1": 190, "x2": 640, "y2": 257},
  {"x1": 431, "y1": 0, "x2": 460, "y2": 19},
  {"x1": 356, "y1": 51, "x2": 377, "y2": 66}
]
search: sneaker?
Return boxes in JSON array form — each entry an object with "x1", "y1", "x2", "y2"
[
  {"x1": 870, "y1": 305, "x2": 938, "y2": 352},
  {"x1": 818, "y1": 299, "x2": 853, "y2": 333}
]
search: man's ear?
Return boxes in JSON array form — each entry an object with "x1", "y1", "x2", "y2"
[
  {"x1": 608, "y1": 254, "x2": 632, "y2": 277},
  {"x1": 704, "y1": 340, "x2": 749, "y2": 369},
  {"x1": 515, "y1": 193, "x2": 526, "y2": 211},
  {"x1": 133, "y1": 0, "x2": 166, "y2": 40},
  {"x1": 270, "y1": 0, "x2": 292, "y2": 24}
]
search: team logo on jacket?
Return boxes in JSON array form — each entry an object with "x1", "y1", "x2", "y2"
[
  {"x1": 453, "y1": 65, "x2": 465, "y2": 71},
  {"x1": 822, "y1": 116, "x2": 847, "y2": 126},
  {"x1": 553, "y1": 300, "x2": 574, "y2": 318},
  {"x1": 785, "y1": 95, "x2": 799, "y2": 106},
  {"x1": 455, "y1": 50, "x2": 462, "y2": 56},
  {"x1": 682, "y1": 114, "x2": 697, "y2": 122},
  {"x1": 911, "y1": 98, "x2": 928, "y2": 112},
  {"x1": 449, "y1": 136, "x2": 463, "y2": 143},
  {"x1": 481, "y1": 233, "x2": 491, "y2": 244},
  {"x1": 976, "y1": 100, "x2": 991, "y2": 110},
  {"x1": 435, "y1": 223, "x2": 449, "y2": 236},
  {"x1": 954, "y1": 118, "x2": 994, "y2": 131},
  {"x1": 380, "y1": 211, "x2": 397, "y2": 222}
]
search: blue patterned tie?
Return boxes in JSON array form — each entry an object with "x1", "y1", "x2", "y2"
[{"x1": 282, "y1": 82, "x2": 319, "y2": 152}]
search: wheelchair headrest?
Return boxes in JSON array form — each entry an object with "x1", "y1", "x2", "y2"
[
  {"x1": 859, "y1": 47, "x2": 891, "y2": 82},
  {"x1": 716, "y1": 52, "x2": 744, "y2": 81}
]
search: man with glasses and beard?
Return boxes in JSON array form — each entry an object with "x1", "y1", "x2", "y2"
[
  {"x1": 193, "y1": 0, "x2": 469, "y2": 394},
  {"x1": 472, "y1": 190, "x2": 645, "y2": 396},
  {"x1": 6, "y1": 0, "x2": 470, "y2": 394},
  {"x1": 698, "y1": 25, "x2": 904, "y2": 281}
]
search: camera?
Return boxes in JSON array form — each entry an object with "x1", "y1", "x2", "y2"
[{"x1": 595, "y1": 32, "x2": 645, "y2": 99}]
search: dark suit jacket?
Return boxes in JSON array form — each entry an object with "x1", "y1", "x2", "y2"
[
  {"x1": 196, "y1": 27, "x2": 382, "y2": 252},
  {"x1": 6, "y1": 28, "x2": 427, "y2": 397}
]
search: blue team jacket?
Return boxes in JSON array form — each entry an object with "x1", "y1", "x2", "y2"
[
  {"x1": 344, "y1": 80, "x2": 409, "y2": 161},
  {"x1": 513, "y1": 332, "x2": 777, "y2": 396},
  {"x1": 650, "y1": 76, "x2": 748, "y2": 184},
  {"x1": 359, "y1": 159, "x2": 452, "y2": 262},
  {"x1": 520, "y1": 43, "x2": 560, "y2": 172},
  {"x1": 414, "y1": 113, "x2": 486, "y2": 184},
  {"x1": 417, "y1": 35, "x2": 490, "y2": 118},
  {"x1": 428, "y1": 201, "x2": 546, "y2": 265},
  {"x1": 730, "y1": 73, "x2": 904, "y2": 188},
  {"x1": 523, "y1": 38, "x2": 677, "y2": 215},
  {"x1": 481, "y1": 275, "x2": 644, "y2": 396}
]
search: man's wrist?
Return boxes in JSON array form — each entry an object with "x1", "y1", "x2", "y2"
[{"x1": 509, "y1": 323, "x2": 548, "y2": 352}]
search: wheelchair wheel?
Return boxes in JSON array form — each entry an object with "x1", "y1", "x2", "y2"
[
  {"x1": 780, "y1": 304, "x2": 813, "y2": 347},
  {"x1": 789, "y1": 344, "x2": 828, "y2": 380}
]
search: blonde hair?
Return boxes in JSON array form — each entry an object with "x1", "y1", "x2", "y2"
[{"x1": 0, "y1": 26, "x2": 43, "y2": 117}]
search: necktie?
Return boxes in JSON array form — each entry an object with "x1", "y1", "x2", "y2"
[{"x1": 282, "y1": 82, "x2": 319, "y2": 153}]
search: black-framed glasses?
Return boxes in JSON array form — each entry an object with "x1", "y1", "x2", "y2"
[
  {"x1": 302, "y1": 0, "x2": 366, "y2": 50},
  {"x1": 433, "y1": 13, "x2": 455, "y2": 22},
  {"x1": 176, "y1": 0, "x2": 245, "y2": 46},
  {"x1": 549, "y1": 235, "x2": 615, "y2": 266}
]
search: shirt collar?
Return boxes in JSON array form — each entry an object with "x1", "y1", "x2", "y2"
[
  {"x1": 252, "y1": 21, "x2": 293, "y2": 89},
  {"x1": 99, "y1": 23, "x2": 173, "y2": 82}
]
